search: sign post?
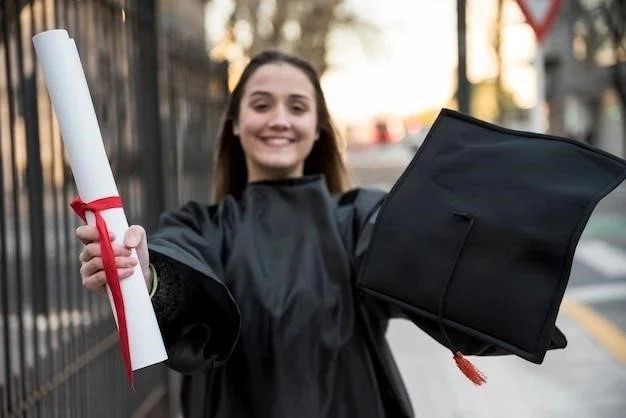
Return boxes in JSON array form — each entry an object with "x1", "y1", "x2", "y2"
[{"x1": 515, "y1": 0, "x2": 564, "y2": 133}]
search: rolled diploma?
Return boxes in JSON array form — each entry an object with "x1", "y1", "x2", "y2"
[{"x1": 33, "y1": 29, "x2": 167, "y2": 370}]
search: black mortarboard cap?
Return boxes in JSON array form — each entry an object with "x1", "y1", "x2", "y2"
[{"x1": 357, "y1": 109, "x2": 626, "y2": 384}]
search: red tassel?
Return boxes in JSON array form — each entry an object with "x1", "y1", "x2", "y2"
[{"x1": 454, "y1": 351, "x2": 487, "y2": 385}]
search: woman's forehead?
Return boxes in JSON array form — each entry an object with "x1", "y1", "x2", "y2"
[{"x1": 244, "y1": 63, "x2": 315, "y2": 98}]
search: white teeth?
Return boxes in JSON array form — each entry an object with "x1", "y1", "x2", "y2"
[{"x1": 263, "y1": 138, "x2": 291, "y2": 146}]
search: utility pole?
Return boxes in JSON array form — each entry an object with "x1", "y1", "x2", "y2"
[{"x1": 457, "y1": 0, "x2": 471, "y2": 114}]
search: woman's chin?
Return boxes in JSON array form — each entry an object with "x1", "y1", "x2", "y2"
[{"x1": 250, "y1": 160, "x2": 304, "y2": 180}]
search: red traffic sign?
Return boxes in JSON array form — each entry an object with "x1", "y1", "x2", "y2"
[{"x1": 515, "y1": 0, "x2": 564, "y2": 43}]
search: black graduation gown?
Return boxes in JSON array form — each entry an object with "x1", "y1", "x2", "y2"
[{"x1": 146, "y1": 175, "x2": 556, "y2": 418}]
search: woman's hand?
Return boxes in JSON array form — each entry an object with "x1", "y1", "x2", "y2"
[{"x1": 76, "y1": 225, "x2": 152, "y2": 295}]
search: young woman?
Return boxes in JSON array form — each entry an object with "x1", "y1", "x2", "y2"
[{"x1": 76, "y1": 51, "x2": 572, "y2": 417}]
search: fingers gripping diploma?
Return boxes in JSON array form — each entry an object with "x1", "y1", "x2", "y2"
[
  {"x1": 123, "y1": 225, "x2": 151, "y2": 285},
  {"x1": 74, "y1": 211, "x2": 167, "y2": 383},
  {"x1": 77, "y1": 225, "x2": 151, "y2": 296}
]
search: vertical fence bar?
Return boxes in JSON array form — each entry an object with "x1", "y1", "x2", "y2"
[
  {"x1": 0, "y1": 2, "x2": 11, "y2": 415},
  {"x1": 18, "y1": 2, "x2": 47, "y2": 416},
  {"x1": 119, "y1": 0, "x2": 133, "y2": 213},
  {"x1": 125, "y1": 0, "x2": 138, "y2": 224},
  {"x1": 54, "y1": 0, "x2": 72, "y2": 414},
  {"x1": 166, "y1": 29, "x2": 180, "y2": 205},
  {"x1": 2, "y1": 2, "x2": 28, "y2": 417},
  {"x1": 134, "y1": 0, "x2": 165, "y2": 231},
  {"x1": 67, "y1": 0, "x2": 80, "y2": 412},
  {"x1": 1, "y1": 6, "x2": 11, "y2": 414},
  {"x1": 42, "y1": 0, "x2": 60, "y2": 411},
  {"x1": 47, "y1": 0, "x2": 63, "y2": 394},
  {"x1": 42, "y1": 0, "x2": 63, "y2": 416},
  {"x1": 27, "y1": 1, "x2": 49, "y2": 416},
  {"x1": 78, "y1": 1, "x2": 91, "y2": 414},
  {"x1": 33, "y1": 2, "x2": 54, "y2": 417},
  {"x1": 86, "y1": 0, "x2": 101, "y2": 411},
  {"x1": 67, "y1": 0, "x2": 78, "y2": 408},
  {"x1": 72, "y1": 0, "x2": 86, "y2": 415}
]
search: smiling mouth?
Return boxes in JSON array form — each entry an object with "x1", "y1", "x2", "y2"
[{"x1": 259, "y1": 137, "x2": 295, "y2": 147}]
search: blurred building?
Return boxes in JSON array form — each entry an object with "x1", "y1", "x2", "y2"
[{"x1": 542, "y1": 0, "x2": 625, "y2": 157}]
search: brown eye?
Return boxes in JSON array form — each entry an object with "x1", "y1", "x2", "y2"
[
  {"x1": 291, "y1": 103, "x2": 307, "y2": 114},
  {"x1": 252, "y1": 102, "x2": 269, "y2": 112}
]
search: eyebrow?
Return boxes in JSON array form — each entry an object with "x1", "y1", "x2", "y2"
[{"x1": 248, "y1": 90, "x2": 311, "y2": 101}]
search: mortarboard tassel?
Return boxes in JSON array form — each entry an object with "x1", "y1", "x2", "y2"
[{"x1": 454, "y1": 351, "x2": 487, "y2": 385}]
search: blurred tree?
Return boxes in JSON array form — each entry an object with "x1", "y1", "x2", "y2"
[
  {"x1": 470, "y1": 79, "x2": 522, "y2": 122},
  {"x1": 574, "y1": 0, "x2": 626, "y2": 141},
  {"x1": 476, "y1": 0, "x2": 524, "y2": 125},
  {"x1": 493, "y1": 0, "x2": 505, "y2": 123},
  {"x1": 211, "y1": 0, "x2": 378, "y2": 75}
]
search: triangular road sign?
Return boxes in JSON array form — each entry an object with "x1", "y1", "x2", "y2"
[{"x1": 515, "y1": 0, "x2": 564, "y2": 43}]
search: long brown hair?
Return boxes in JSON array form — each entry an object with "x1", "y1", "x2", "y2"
[{"x1": 212, "y1": 50, "x2": 350, "y2": 202}]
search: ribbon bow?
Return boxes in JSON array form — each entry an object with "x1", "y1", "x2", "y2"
[{"x1": 71, "y1": 196, "x2": 133, "y2": 388}]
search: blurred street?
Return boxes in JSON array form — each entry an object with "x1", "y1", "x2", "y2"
[{"x1": 346, "y1": 144, "x2": 626, "y2": 418}]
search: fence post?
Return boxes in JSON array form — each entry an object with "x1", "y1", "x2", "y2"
[{"x1": 134, "y1": 0, "x2": 166, "y2": 231}]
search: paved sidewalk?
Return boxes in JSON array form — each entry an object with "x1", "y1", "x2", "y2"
[{"x1": 387, "y1": 315, "x2": 626, "y2": 418}]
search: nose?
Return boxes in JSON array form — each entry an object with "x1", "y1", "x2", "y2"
[{"x1": 268, "y1": 106, "x2": 290, "y2": 130}]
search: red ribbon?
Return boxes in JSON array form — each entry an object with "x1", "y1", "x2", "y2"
[{"x1": 71, "y1": 196, "x2": 133, "y2": 388}]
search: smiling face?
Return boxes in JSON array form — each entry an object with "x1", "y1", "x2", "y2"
[{"x1": 233, "y1": 63, "x2": 319, "y2": 182}]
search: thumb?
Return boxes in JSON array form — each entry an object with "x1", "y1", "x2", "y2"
[{"x1": 124, "y1": 225, "x2": 146, "y2": 249}]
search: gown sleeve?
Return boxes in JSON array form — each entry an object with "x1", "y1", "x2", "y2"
[
  {"x1": 349, "y1": 188, "x2": 567, "y2": 357},
  {"x1": 147, "y1": 200, "x2": 241, "y2": 374}
]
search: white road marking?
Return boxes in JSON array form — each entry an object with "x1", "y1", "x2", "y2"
[
  {"x1": 565, "y1": 282, "x2": 626, "y2": 303},
  {"x1": 574, "y1": 239, "x2": 626, "y2": 279}
]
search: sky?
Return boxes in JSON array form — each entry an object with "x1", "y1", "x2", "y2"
[
  {"x1": 322, "y1": 0, "x2": 458, "y2": 123},
  {"x1": 322, "y1": 0, "x2": 538, "y2": 125},
  {"x1": 205, "y1": 0, "x2": 539, "y2": 126}
]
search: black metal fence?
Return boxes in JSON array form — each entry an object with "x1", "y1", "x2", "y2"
[{"x1": 0, "y1": 0, "x2": 229, "y2": 417}]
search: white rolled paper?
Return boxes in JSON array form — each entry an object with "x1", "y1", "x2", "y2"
[{"x1": 33, "y1": 29, "x2": 167, "y2": 370}]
